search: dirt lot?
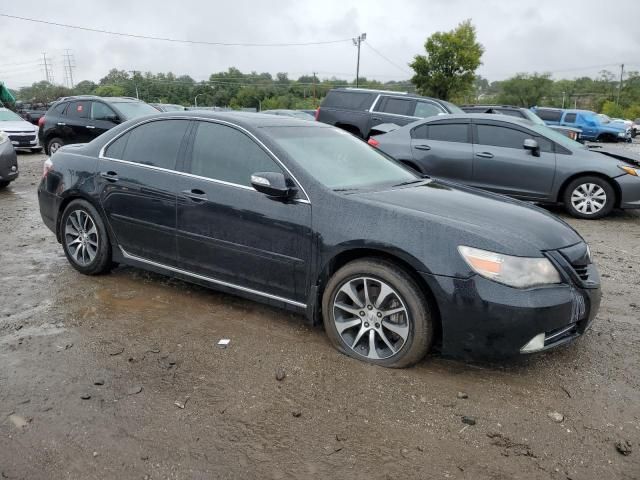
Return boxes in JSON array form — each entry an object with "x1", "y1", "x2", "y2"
[{"x1": 1, "y1": 148, "x2": 639, "y2": 480}]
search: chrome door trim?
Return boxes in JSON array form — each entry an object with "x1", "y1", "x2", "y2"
[{"x1": 119, "y1": 246, "x2": 307, "y2": 309}]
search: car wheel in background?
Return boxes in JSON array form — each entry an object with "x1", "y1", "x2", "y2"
[
  {"x1": 60, "y1": 199, "x2": 113, "y2": 275},
  {"x1": 563, "y1": 176, "x2": 615, "y2": 219},
  {"x1": 322, "y1": 258, "x2": 433, "y2": 368},
  {"x1": 47, "y1": 137, "x2": 64, "y2": 156},
  {"x1": 0, "y1": 180, "x2": 10, "y2": 189}
]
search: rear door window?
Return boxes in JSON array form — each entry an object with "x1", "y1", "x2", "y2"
[
  {"x1": 563, "y1": 113, "x2": 577, "y2": 123},
  {"x1": 321, "y1": 90, "x2": 375, "y2": 111},
  {"x1": 535, "y1": 109, "x2": 562, "y2": 122},
  {"x1": 413, "y1": 101, "x2": 445, "y2": 118},
  {"x1": 428, "y1": 123, "x2": 469, "y2": 143},
  {"x1": 104, "y1": 119, "x2": 189, "y2": 170},
  {"x1": 190, "y1": 121, "x2": 282, "y2": 187},
  {"x1": 376, "y1": 96, "x2": 415, "y2": 116},
  {"x1": 67, "y1": 101, "x2": 90, "y2": 119}
]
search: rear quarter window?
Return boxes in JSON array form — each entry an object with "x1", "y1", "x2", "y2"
[
  {"x1": 321, "y1": 91, "x2": 375, "y2": 111},
  {"x1": 535, "y1": 109, "x2": 562, "y2": 122}
]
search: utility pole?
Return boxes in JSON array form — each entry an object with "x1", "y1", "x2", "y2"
[
  {"x1": 616, "y1": 64, "x2": 624, "y2": 106},
  {"x1": 128, "y1": 70, "x2": 140, "y2": 99},
  {"x1": 312, "y1": 71, "x2": 317, "y2": 104},
  {"x1": 352, "y1": 33, "x2": 366, "y2": 88},
  {"x1": 41, "y1": 52, "x2": 54, "y2": 84},
  {"x1": 562, "y1": 91, "x2": 566, "y2": 109},
  {"x1": 63, "y1": 50, "x2": 76, "y2": 89}
]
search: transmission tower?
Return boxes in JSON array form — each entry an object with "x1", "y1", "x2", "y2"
[
  {"x1": 41, "y1": 52, "x2": 54, "y2": 84},
  {"x1": 63, "y1": 50, "x2": 76, "y2": 88}
]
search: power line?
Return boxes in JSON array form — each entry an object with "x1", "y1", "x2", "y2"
[
  {"x1": 0, "y1": 13, "x2": 353, "y2": 47},
  {"x1": 365, "y1": 43, "x2": 411, "y2": 75}
]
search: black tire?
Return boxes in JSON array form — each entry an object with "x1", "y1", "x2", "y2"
[
  {"x1": 322, "y1": 258, "x2": 433, "y2": 368},
  {"x1": 0, "y1": 180, "x2": 10, "y2": 189},
  {"x1": 46, "y1": 137, "x2": 64, "y2": 156},
  {"x1": 60, "y1": 199, "x2": 113, "y2": 275},
  {"x1": 563, "y1": 176, "x2": 615, "y2": 219}
]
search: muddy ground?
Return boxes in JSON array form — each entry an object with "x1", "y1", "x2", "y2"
[{"x1": 1, "y1": 148, "x2": 639, "y2": 480}]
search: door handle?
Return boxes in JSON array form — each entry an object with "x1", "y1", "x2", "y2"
[
  {"x1": 100, "y1": 171, "x2": 119, "y2": 182},
  {"x1": 181, "y1": 189, "x2": 208, "y2": 202},
  {"x1": 57, "y1": 122, "x2": 66, "y2": 126},
  {"x1": 414, "y1": 145, "x2": 431, "y2": 151},
  {"x1": 372, "y1": 117, "x2": 381, "y2": 121},
  {"x1": 476, "y1": 152, "x2": 494, "y2": 158},
  {"x1": 86, "y1": 125, "x2": 96, "y2": 129}
]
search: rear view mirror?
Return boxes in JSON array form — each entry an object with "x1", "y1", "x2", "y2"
[
  {"x1": 523, "y1": 138, "x2": 540, "y2": 157},
  {"x1": 251, "y1": 172, "x2": 297, "y2": 199}
]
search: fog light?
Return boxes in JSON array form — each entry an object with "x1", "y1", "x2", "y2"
[{"x1": 520, "y1": 333, "x2": 545, "y2": 353}]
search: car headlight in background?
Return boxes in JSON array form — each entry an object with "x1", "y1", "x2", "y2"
[
  {"x1": 617, "y1": 131, "x2": 626, "y2": 137},
  {"x1": 618, "y1": 165, "x2": 640, "y2": 176},
  {"x1": 458, "y1": 246, "x2": 561, "y2": 289}
]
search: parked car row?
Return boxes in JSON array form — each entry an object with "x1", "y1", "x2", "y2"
[
  {"x1": 532, "y1": 107, "x2": 632, "y2": 142},
  {"x1": 0, "y1": 107, "x2": 41, "y2": 153},
  {"x1": 38, "y1": 111, "x2": 602, "y2": 367}
]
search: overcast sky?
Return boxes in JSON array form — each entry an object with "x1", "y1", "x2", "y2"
[{"x1": 1, "y1": 0, "x2": 639, "y2": 89}]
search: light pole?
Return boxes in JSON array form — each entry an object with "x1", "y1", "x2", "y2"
[
  {"x1": 194, "y1": 93, "x2": 206, "y2": 108},
  {"x1": 352, "y1": 33, "x2": 366, "y2": 88}
]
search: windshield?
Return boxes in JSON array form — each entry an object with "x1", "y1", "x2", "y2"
[
  {"x1": 527, "y1": 122, "x2": 584, "y2": 150},
  {"x1": 266, "y1": 126, "x2": 419, "y2": 190},
  {"x1": 597, "y1": 114, "x2": 610, "y2": 124},
  {"x1": 0, "y1": 109, "x2": 24, "y2": 121},
  {"x1": 111, "y1": 101, "x2": 159, "y2": 119},
  {"x1": 162, "y1": 104, "x2": 184, "y2": 111}
]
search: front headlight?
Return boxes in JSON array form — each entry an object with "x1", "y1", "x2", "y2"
[
  {"x1": 458, "y1": 246, "x2": 561, "y2": 289},
  {"x1": 618, "y1": 165, "x2": 639, "y2": 176},
  {"x1": 617, "y1": 132, "x2": 626, "y2": 137},
  {"x1": 0, "y1": 131, "x2": 7, "y2": 145}
]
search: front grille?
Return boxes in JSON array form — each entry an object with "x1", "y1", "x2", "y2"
[
  {"x1": 544, "y1": 322, "x2": 578, "y2": 347},
  {"x1": 8, "y1": 134, "x2": 36, "y2": 143}
]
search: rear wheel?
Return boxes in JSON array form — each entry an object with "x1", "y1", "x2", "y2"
[
  {"x1": 563, "y1": 176, "x2": 615, "y2": 219},
  {"x1": 322, "y1": 258, "x2": 433, "y2": 368},
  {"x1": 47, "y1": 137, "x2": 64, "y2": 155},
  {"x1": 60, "y1": 199, "x2": 113, "y2": 275},
  {"x1": 0, "y1": 181, "x2": 10, "y2": 189}
]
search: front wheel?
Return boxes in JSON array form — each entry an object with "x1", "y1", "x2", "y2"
[
  {"x1": 47, "y1": 137, "x2": 64, "y2": 156},
  {"x1": 60, "y1": 199, "x2": 113, "y2": 275},
  {"x1": 563, "y1": 176, "x2": 615, "y2": 219},
  {"x1": 0, "y1": 180, "x2": 10, "y2": 189},
  {"x1": 322, "y1": 258, "x2": 433, "y2": 368}
]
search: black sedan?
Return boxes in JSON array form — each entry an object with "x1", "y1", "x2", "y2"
[
  {"x1": 0, "y1": 131, "x2": 19, "y2": 189},
  {"x1": 38, "y1": 112, "x2": 601, "y2": 367}
]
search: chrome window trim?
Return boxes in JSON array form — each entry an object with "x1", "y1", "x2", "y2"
[
  {"x1": 98, "y1": 115, "x2": 311, "y2": 203},
  {"x1": 119, "y1": 246, "x2": 307, "y2": 309},
  {"x1": 370, "y1": 95, "x2": 445, "y2": 117}
]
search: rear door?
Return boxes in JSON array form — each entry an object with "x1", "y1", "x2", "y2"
[
  {"x1": 470, "y1": 120, "x2": 557, "y2": 200},
  {"x1": 409, "y1": 120, "x2": 473, "y2": 182},
  {"x1": 90, "y1": 101, "x2": 121, "y2": 139},
  {"x1": 64, "y1": 101, "x2": 93, "y2": 144},
  {"x1": 369, "y1": 95, "x2": 417, "y2": 133},
  {"x1": 98, "y1": 118, "x2": 191, "y2": 266},
  {"x1": 175, "y1": 120, "x2": 311, "y2": 302}
]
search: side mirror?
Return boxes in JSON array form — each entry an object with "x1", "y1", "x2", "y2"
[
  {"x1": 106, "y1": 115, "x2": 121, "y2": 124},
  {"x1": 523, "y1": 138, "x2": 540, "y2": 157},
  {"x1": 251, "y1": 172, "x2": 297, "y2": 199}
]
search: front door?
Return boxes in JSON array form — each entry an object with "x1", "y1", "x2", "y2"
[
  {"x1": 64, "y1": 100, "x2": 94, "y2": 144},
  {"x1": 471, "y1": 121, "x2": 557, "y2": 200},
  {"x1": 176, "y1": 120, "x2": 311, "y2": 302},
  {"x1": 98, "y1": 118, "x2": 191, "y2": 265},
  {"x1": 90, "y1": 101, "x2": 120, "y2": 139}
]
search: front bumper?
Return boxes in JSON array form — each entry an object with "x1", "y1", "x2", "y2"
[
  {"x1": 615, "y1": 174, "x2": 640, "y2": 209},
  {"x1": 6, "y1": 130, "x2": 39, "y2": 149},
  {"x1": 421, "y1": 247, "x2": 601, "y2": 360},
  {"x1": 0, "y1": 141, "x2": 19, "y2": 182}
]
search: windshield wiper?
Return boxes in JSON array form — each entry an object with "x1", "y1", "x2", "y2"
[
  {"x1": 391, "y1": 179, "x2": 426, "y2": 187},
  {"x1": 332, "y1": 187, "x2": 361, "y2": 192}
]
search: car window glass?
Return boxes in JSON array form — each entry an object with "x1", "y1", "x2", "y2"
[
  {"x1": 67, "y1": 101, "x2": 90, "y2": 119},
  {"x1": 535, "y1": 109, "x2": 562, "y2": 122},
  {"x1": 92, "y1": 102, "x2": 117, "y2": 121},
  {"x1": 106, "y1": 119, "x2": 188, "y2": 170},
  {"x1": 476, "y1": 125, "x2": 531, "y2": 149},
  {"x1": 380, "y1": 97, "x2": 414, "y2": 116},
  {"x1": 322, "y1": 91, "x2": 375, "y2": 111},
  {"x1": 428, "y1": 123, "x2": 468, "y2": 143},
  {"x1": 191, "y1": 121, "x2": 281, "y2": 186},
  {"x1": 411, "y1": 124, "x2": 428, "y2": 139},
  {"x1": 53, "y1": 103, "x2": 67, "y2": 115},
  {"x1": 564, "y1": 113, "x2": 577, "y2": 123},
  {"x1": 413, "y1": 101, "x2": 444, "y2": 118}
]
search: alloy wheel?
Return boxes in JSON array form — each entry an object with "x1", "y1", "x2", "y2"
[
  {"x1": 64, "y1": 210, "x2": 99, "y2": 266},
  {"x1": 49, "y1": 142, "x2": 62, "y2": 154},
  {"x1": 332, "y1": 276, "x2": 410, "y2": 360},
  {"x1": 571, "y1": 183, "x2": 607, "y2": 215}
]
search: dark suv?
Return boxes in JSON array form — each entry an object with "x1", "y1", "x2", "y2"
[
  {"x1": 317, "y1": 88, "x2": 463, "y2": 139},
  {"x1": 39, "y1": 96, "x2": 159, "y2": 155}
]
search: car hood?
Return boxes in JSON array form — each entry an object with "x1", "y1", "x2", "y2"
[
  {"x1": 588, "y1": 146, "x2": 640, "y2": 167},
  {"x1": 0, "y1": 120, "x2": 37, "y2": 132},
  {"x1": 599, "y1": 123, "x2": 626, "y2": 133},
  {"x1": 352, "y1": 180, "x2": 583, "y2": 256}
]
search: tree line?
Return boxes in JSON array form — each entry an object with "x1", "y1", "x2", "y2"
[{"x1": 9, "y1": 20, "x2": 640, "y2": 120}]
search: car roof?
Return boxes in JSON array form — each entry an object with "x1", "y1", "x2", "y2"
[
  {"x1": 462, "y1": 104, "x2": 525, "y2": 109},
  {"x1": 420, "y1": 113, "x2": 535, "y2": 127},
  {"x1": 56, "y1": 95, "x2": 141, "y2": 103},
  {"x1": 143, "y1": 110, "x2": 330, "y2": 129},
  {"x1": 329, "y1": 87, "x2": 447, "y2": 102}
]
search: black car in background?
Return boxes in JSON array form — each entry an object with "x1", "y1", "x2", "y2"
[
  {"x1": 38, "y1": 95, "x2": 159, "y2": 155},
  {"x1": 38, "y1": 112, "x2": 600, "y2": 366},
  {"x1": 0, "y1": 131, "x2": 19, "y2": 189},
  {"x1": 317, "y1": 87, "x2": 463, "y2": 139}
]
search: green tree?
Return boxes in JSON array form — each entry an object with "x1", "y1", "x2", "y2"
[
  {"x1": 94, "y1": 85, "x2": 126, "y2": 97},
  {"x1": 496, "y1": 73, "x2": 553, "y2": 107},
  {"x1": 410, "y1": 20, "x2": 484, "y2": 100}
]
